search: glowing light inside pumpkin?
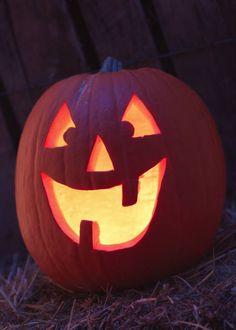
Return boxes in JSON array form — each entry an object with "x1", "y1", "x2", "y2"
[
  {"x1": 87, "y1": 135, "x2": 114, "y2": 172},
  {"x1": 45, "y1": 102, "x2": 75, "y2": 148},
  {"x1": 122, "y1": 95, "x2": 161, "y2": 136},
  {"x1": 42, "y1": 95, "x2": 166, "y2": 251},
  {"x1": 41, "y1": 158, "x2": 166, "y2": 251}
]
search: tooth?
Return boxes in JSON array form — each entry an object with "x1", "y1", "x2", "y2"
[
  {"x1": 80, "y1": 220, "x2": 93, "y2": 251},
  {"x1": 80, "y1": 220, "x2": 100, "y2": 251},
  {"x1": 122, "y1": 177, "x2": 138, "y2": 206}
]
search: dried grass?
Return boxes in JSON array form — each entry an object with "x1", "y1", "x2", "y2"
[{"x1": 0, "y1": 204, "x2": 236, "y2": 329}]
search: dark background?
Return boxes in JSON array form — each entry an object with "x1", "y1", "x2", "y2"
[{"x1": 0, "y1": 0, "x2": 235, "y2": 260}]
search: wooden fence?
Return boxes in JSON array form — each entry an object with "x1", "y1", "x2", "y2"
[{"x1": 0, "y1": 0, "x2": 235, "y2": 258}]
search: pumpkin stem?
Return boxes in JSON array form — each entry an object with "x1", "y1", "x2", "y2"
[{"x1": 100, "y1": 56, "x2": 123, "y2": 72}]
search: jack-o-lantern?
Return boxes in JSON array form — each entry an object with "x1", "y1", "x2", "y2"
[{"x1": 16, "y1": 58, "x2": 225, "y2": 291}]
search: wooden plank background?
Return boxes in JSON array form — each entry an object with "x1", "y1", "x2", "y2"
[
  {"x1": 0, "y1": 109, "x2": 22, "y2": 258},
  {"x1": 77, "y1": 0, "x2": 162, "y2": 68},
  {"x1": 153, "y1": 0, "x2": 236, "y2": 181},
  {"x1": 0, "y1": 0, "x2": 235, "y2": 258}
]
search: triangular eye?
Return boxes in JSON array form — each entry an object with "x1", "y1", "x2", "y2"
[
  {"x1": 87, "y1": 135, "x2": 114, "y2": 172},
  {"x1": 45, "y1": 103, "x2": 75, "y2": 148},
  {"x1": 122, "y1": 95, "x2": 161, "y2": 137}
]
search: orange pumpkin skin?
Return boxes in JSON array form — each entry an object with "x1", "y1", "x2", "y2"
[{"x1": 16, "y1": 68, "x2": 225, "y2": 291}]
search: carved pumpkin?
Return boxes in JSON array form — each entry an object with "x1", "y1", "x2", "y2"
[{"x1": 16, "y1": 59, "x2": 225, "y2": 291}]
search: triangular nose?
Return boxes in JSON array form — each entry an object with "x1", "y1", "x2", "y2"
[{"x1": 87, "y1": 135, "x2": 114, "y2": 172}]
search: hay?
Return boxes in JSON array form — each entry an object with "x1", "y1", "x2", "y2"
[{"x1": 0, "y1": 205, "x2": 236, "y2": 329}]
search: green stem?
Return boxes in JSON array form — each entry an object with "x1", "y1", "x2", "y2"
[{"x1": 100, "y1": 56, "x2": 123, "y2": 72}]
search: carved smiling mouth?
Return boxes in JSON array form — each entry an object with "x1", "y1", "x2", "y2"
[{"x1": 41, "y1": 158, "x2": 166, "y2": 251}]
